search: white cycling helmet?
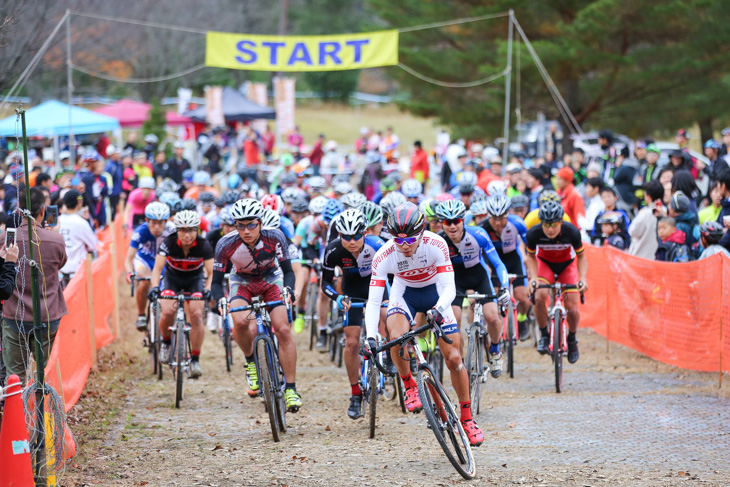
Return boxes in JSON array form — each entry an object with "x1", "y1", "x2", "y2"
[
  {"x1": 309, "y1": 195, "x2": 328, "y2": 215},
  {"x1": 231, "y1": 198, "x2": 265, "y2": 221},
  {"x1": 484, "y1": 194, "x2": 511, "y2": 217},
  {"x1": 281, "y1": 187, "x2": 302, "y2": 204},
  {"x1": 138, "y1": 176, "x2": 156, "y2": 190},
  {"x1": 335, "y1": 209, "x2": 366, "y2": 236},
  {"x1": 401, "y1": 179, "x2": 423, "y2": 198},
  {"x1": 193, "y1": 171, "x2": 210, "y2": 186},
  {"x1": 308, "y1": 176, "x2": 327, "y2": 192},
  {"x1": 341, "y1": 192, "x2": 367, "y2": 210},
  {"x1": 173, "y1": 210, "x2": 201, "y2": 229},
  {"x1": 261, "y1": 209, "x2": 281, "y2": 230},
  {"x1": 487, "y1": 180, "x2": 507, "y2": 196},
  {"x1": 144, "y1": 201, "x2": 170, "y2": 220},
  {"x1": 334, "y1": 182, "x2": 353, "y2": 195}
]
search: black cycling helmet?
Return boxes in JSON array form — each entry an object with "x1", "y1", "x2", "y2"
[
  {"x1": 538, "y1": 201, "x2": 564, "y2": 224},
  {"x1": 223, "y1": 190, "x2": 239, "y2": 205},
  {"x1": 182, "y1": 198, "x2": 197, "y2": 211},
  {"x1": 700, "y1": 221, "x2": 724, "y2": 244},
  {"x1": 214, "y1": 196, "x2": 227, "y2": 208},
  {"x1": 387, "y1": 202, "x2": 425, "y2": 238},
  {"x1": 510, "y1": 194, "x2": 529, "y2": 209},
  {"x1": 458, "y1": 182, "x2": 475, "y2": 195},
  {"x1": 199, "y1": 191, "x2": 215, "y2": 204},
  {"x1": 290, "y1": 198, "x2": 309, "y2": 214}
]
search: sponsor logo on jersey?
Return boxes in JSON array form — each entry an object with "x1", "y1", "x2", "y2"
[
  {"x1": 397, "y1": 265, "x2": 436, "y2": 282},
  {"x1": 372, "y1": 243, "x2": 395, "y2": 267},
  {"x1": 397, "y1": 260, "x2": 408, "y2": 271}
]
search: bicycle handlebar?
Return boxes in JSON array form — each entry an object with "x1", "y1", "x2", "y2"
[
  {"x1": 529, "y1": 283, "x2": 585, "y2": 305},
  {"x1": 158, "y1": 294, "x2": 205, "y2": 302},
  {"x1": 373, "y1": 313, "x2": 451, "y2": 358}
]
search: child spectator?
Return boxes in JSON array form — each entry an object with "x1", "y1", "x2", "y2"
[
  {"x1": 591, "y1": 186, "x2": 630, "y2": 246},
  {"x1": 597, "y1": 212, "x2": 626, "y2": 250},
  {"x1": 668, "y1": 191, "x2": 699, "y2": 255},
  {"x1": 698, "y1": 182, "x2": 723, "y2": 224},
  {"x1": 655, "y1": 217, "x2": 690, "y2": 262},
  {"x1": 698, "y1": 221, "x2": 730, "y2": 259}
]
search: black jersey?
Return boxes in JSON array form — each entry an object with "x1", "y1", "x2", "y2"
[
  {"x1": 321, "y1": 235, "x2": 384, "y2": 300},
  {"x1": 158, "y1": 234, "x2": 214, "y2": 276},
  {"x1": 525, "y1": 222, "x2": 584, "y2": 264}
]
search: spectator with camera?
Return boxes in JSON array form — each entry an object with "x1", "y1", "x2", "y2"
[{"x1": 1, "y1": 187, "x2": 67, "y2": 385}]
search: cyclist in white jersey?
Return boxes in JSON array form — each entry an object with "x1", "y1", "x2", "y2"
[{"x1": 364, "y1": 202, "x2": 484, "y2": 447}]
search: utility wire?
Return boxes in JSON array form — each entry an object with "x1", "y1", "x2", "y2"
[
  {"x1": 398, "y1": 64, "x2": 509, "y2": 88},
  {"x1": 397, "y1": 12, "x2": 510, "y2": 33},
  {"x1": 72, "y1": 63, "x2": 207, "y2": 83},
  {"x1": 512, "y1": 17, "x2": 583, "y2": 135},
  {"x1": 69, "y1": 11, "x2": 207, "y2": 34}
]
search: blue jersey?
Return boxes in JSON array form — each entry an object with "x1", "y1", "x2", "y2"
[
  {"x1": 130, "y1": 222, "x2": 174, "y2": 269},
  {"x1": 280, "y1": 215, "x2": 295, "y2": 240},
  {"x1": 440, "y1": 226, "x2": 508, "y2": 287},
  {"x1": 480, "y1": 214, "x2": 527, "y2": 257}
]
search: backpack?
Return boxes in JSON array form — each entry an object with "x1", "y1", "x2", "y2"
[{"x1": 667, "y1": 243, "x2": 691, "y2": 263}]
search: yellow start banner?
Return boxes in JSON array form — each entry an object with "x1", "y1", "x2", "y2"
[{"x1": 205, "y1": 30, "x2": 399, "y2": 72}]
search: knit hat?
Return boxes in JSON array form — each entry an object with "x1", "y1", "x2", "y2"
[
  {"x1": 556, "y1": 167, "x2": 574, "y2": 182},
  {"x1": 670, "y1": 191, "x2": 690, "y2": 214}
]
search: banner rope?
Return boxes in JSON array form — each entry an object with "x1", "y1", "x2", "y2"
[
  {"x1": 397, "y1": 64, "x2": 509, "y2": 88},
  {"x1": 72, "y1": 63, "x2": 207, "y2": 84}
]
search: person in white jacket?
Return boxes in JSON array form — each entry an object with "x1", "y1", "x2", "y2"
[
  {"x1": 59, "y1": 189, "x2": 98, "y2": 275},
  {"x1": 628, "y1": 180, "x2": 664, "y2": 259},
  {"x1": 578, "y1": 177, "x2": 605, "y2": 241}
]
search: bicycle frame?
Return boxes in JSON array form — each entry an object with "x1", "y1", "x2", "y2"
[{"x1": 548, "y1": 284, "x2": 568, "y2": 356}]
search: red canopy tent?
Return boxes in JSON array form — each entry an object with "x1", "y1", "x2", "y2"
[{"x1": 93, "y1": 99, "x2": 192, "y2": 127}]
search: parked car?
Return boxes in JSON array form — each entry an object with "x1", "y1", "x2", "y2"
[
  {"x1": 515, "y1": 120, "x2": 563, "y2": 157},
  {"x1": 652, "y1": 141, "x2": 710, "y2": 168},
  {"x1": 570, "y1": 132, "x2": 634, "y2": 161}
]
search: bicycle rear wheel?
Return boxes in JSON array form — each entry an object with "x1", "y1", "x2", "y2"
[
  {"x1": 552, "y1": 311, "x2": 563, "y2": 394},
  {"x1": 307, "y1": 284, "x2": 318, "y2": 351},
  {"x1": 256, "y1": 338, "x2": 281, "y2": 442},
  {"x1": 464, "y1": 324, "x2": 481, "y2": 417},
  {"x1": 417, "y1": 367, "x2": 476, "y2": 479},
  {"x1": 174, "y1": 323, "x2": 185, "y2": 408},
  {"x1": 506, "y1": 301, "x2": 515, "y2": 379}
]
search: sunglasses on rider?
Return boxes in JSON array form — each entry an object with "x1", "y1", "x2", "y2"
[
  {"x1": 235, "y1": 221, "x2": 260, "y2": 230},
  {"x1": 441, "y1": 218, "x2": 463, "y2": 227},
  {"x1": 394, "y1": 236, "x2": 419, "y2": 245},
  {"x1": 541, "y1": 221, "x2": 561, "y2": 229},
  {"x1": 178, "y1": 227, "x2": 198, "y2": 234},
  {"x1": 340, "y1": 233, "x2": 364, "y2": 241}
]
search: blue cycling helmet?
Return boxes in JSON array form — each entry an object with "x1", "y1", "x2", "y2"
[
  {"x1": 322, "y1": 198, "x2": 344, "y2": 223},
  {"x1": 435, "y1": 199, "x2": 467, "y2": 220},
  {"x1": 228, "y1": 173, "x2": 243, "y2": 189},
  {"x1": 182, "y1": 169, "x2": 195, "y2": 183},
  {"x1": 159, "y1": 192, "x2": 183, "y2": 213},
  {"x1": 144, "y1": 201, "x2": 170, "y2": 220}
]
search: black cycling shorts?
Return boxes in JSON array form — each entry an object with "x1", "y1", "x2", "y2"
[
  {"x1": 452, "y1": 266, "x2": 495, "y2": 307},
  {"x1": 161, "y1": 271, "x2": 204, "y2": 295},
  {"x1": 342, "y1": 277, "x2": 388, "y2": 328},
  {"x1": 489, "y1": 251, "x2": 527, "y2": 290},
  {"x1": 301, "y1": 246, "x2": 319, "y2": 268}
]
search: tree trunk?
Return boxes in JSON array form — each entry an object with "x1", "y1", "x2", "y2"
[{"x1": 698, "y1": 117, "x2": 715, "y2": 145}]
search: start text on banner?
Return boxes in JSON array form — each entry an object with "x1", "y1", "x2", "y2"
[{"x1": 205, "y1": 30, "x2": 399, "y2": 72}]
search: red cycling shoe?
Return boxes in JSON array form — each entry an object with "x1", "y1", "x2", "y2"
[
  {"x1": 461, "y1": 419, "x2": 484, "y2": 447},
  {"x1": 404, "y1": 386, "x2": 423, "y2": 413}
]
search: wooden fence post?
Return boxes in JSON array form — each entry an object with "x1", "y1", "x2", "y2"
[{"x1": 86, "y1": 254, "x2": 97, "y2": 372}]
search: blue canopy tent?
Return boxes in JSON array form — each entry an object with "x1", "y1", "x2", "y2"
[{"x1": 0, "y1": 100, "x2": 120, "y2": 137}]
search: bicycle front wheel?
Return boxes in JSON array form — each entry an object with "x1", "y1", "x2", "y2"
[
  {"x1": 395, "y1": 374, "x2": 406, "y2": 413},
  {"x1": 223, "y1": 316, "x2": 233, "y2": 373},
  {"x1": 417, "y1": 367, "x2": 476, "y2": 479},
  {"x1": 552, "y1": 311, "x2": 563, "y2": 394},
  {"x1": 256, "y1": 338, "x2": 281, "y2": 442},
  {"x1": 464, "y1": 324, "x2": 481, "y2": 417},
  {"x1": 174, "y1": 323, "x2": 185, "y2": 408},
  {"x1": 506, "y1": 301, "x2": 515, "y2": 379},
  {"x1": 148, "y1": 302, "x2": 158, "y2": 376},
  {"x1": 368, "y1": 360, "x2": 378, "y2": 438}
]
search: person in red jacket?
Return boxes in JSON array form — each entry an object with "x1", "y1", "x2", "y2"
[
  {"x1": 410, "y1": 140, "x2": 429, "y2": 184},
  {"x1": 555, "y1": 167, "x2": 585, "y2": 230}
]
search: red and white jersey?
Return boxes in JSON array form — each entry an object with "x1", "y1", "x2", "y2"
[{"x1": 365, "y1": 231, "x2": 456, "y2": 338}]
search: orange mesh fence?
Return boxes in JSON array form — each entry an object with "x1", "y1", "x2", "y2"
[
  {"x1": 44, "y1": 262, "x2": 91, "y2": 412},
  {"x1": 42, "y1": 215, "x2": 127, "y2": 412},
  {"x1": 581, "y1": 245, "x2": 729, "y2": 373},
  {"x1": 92, "y1": 251, "x2": 115, "y2": 349}
]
